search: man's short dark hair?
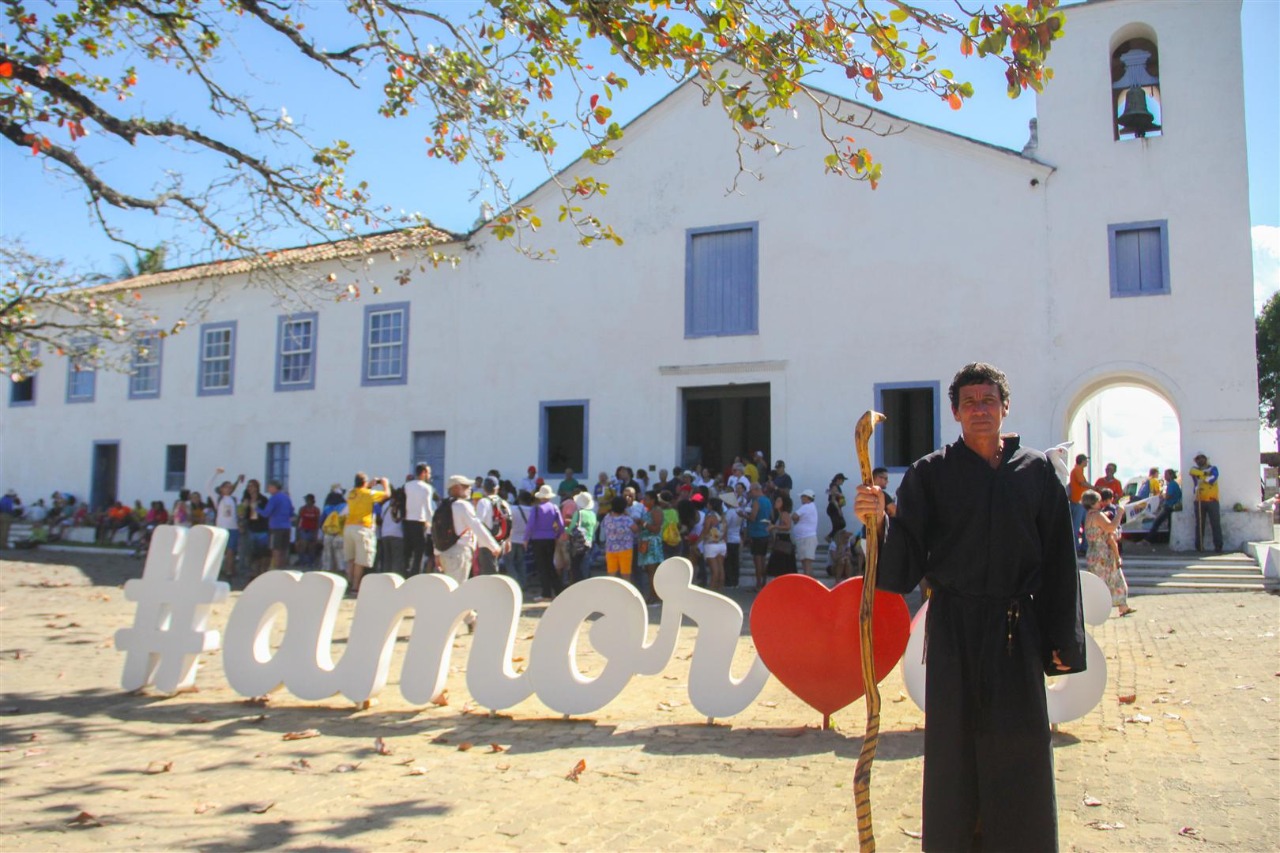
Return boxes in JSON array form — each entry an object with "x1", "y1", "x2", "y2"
[
  {"x1": 415, "y1": 462, "x2": 429, "y2": 476},
  {"x1": 1075, "y1": 454, "x2": 1088, "y2": 465},
  {"x1": 354, "y1": 472, "x2": 368, "y2": 487},
  {"x1": 947, "y1": 362, "x2": 1011, "y2": 410},
  {"x1": 872, "y1": 467, "x2": 889, "y2": 478}
]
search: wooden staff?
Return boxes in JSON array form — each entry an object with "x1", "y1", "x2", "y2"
[{"x1": 853, "y1": 410, "x2": 886, "y2": 853}]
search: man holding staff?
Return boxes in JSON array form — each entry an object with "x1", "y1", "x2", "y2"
[{"x1": 855, "y1": 362, "x2": 1086, "y2": 852}]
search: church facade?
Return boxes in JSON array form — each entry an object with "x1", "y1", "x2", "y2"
[{"x1": 3, "y1": 0, "x2": 1265, "y2": 550}]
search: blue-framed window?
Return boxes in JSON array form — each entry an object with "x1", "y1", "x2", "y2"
[
  {"x1": 362, "y1": 302, "x2": 409, "y2": 386},
  {"x1": 9, "y1": 374, "x2": 35, "y2": 407},
  {"x1": 165, "y1": 444, "x2": 187, "y2": 492},
  {"x1": 266, "y1": 441, "x2": 290, "y2": 492},
  {"x1": 685, "y1": 223, "x2": 759, "y2": 338},
  {"x1": 9, "y1": 343, "x2": 37, "y2": 407},
  {"x1": 874, "y1": 381, "x2": 941, "y2": 472},
  {"x1": 540, "y1": 400, "x2": 588, "y2": 476},
  {"x1": 66, "y1": 339, "x2": 95, "y2": 403},
  {"x1": 198, "y1": 321, "x2": 236, "y2": 396},
  {"x1": 276, "y1": 313, "x2": 317, "y2": 392},
  {"x1": 1108, "y1": 220, "x2": 1170, "y2": 297},
  {"x1": 129, "y1": 332, "x2": 163, "y2": 399}
]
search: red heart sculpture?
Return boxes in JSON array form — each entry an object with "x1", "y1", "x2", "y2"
[{"x1": 750, "y1": 575, "x2": 910, "y2": 716}]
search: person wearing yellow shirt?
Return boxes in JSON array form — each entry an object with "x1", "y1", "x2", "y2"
[
  {"x1": 345, "y1": 472, "x2": 390, "y2": 593},
  {"x1": 1188, "y1": 453, "x2": 1222, "y2": 553}
]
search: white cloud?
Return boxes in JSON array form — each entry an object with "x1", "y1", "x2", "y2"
[{"x1": 1255, "y1": 225, "x2": 1280, "y2": 314}]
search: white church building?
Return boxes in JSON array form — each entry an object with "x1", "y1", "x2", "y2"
[{"x1": 3, "y1": 0, "x2": 1266, "y2": 550}]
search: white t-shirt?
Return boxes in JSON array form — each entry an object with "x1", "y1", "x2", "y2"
[
  {"x1": 403, "y1": 479, "x2": 435, "y2": 522},
  {"x1": 726, "y1": 475, "x2": 750, "y2": 493},
  {"x1": 476, "y1": 497, "x2": 494, "y2": 529},
  {"x1": 450, "y1": 498, "x2": 499, "y2": 553},
  {"x1": 381, "y1": 508, "x2": 403, "y2": 538},
  {"x1": 792, "y1": 502, "x2": 819, "y2": 539},
  {"x1": 510, "y1": 504, "x2": 530, "y2": 542},
  {"x1": 724, "y1": 507, "x2": 743, "y2": 544},
  {"x1": 215, "y1": 494, "x2": 238, "y2": 530}
]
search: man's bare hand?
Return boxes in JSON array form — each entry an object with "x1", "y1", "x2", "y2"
[
  {"x1": 1050, "y1": 650, "x2": 1071, "y2": 672},
  {"x1": 853, "y1": 484, "x2": 886, "y2": 526}
]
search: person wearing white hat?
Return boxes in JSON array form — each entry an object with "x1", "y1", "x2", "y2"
[
  {"x1": 525, "y1": 484, "x2": 566, "y2": 601},
  {"x1": 792, "y1": 489, "x2": 820, "y2": 576},
  {"x1": 567, "y1": 491, "x2": 598, "y2": 583},
  {"x1": 435, "y1": 475, "x2": 501, "y2": 591}
]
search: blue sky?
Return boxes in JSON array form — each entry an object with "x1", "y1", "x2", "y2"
[{"x1": 1, "y1": 0, "x2": 1275, "y2": 287}]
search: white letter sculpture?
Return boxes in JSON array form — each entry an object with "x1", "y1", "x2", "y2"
[
  {"x1": 214, "y1": 557, "x2": 770, "y2": 718},
  {"x1": 115, "y1": 525, "x2": 230, "y2": 694},
  {"x1": 901, "y1": 570, "x2": 1109, "y2": 724}
]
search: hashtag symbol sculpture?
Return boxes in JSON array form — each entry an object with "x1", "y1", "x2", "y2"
[{"x1": 115, "y1": 525, "x2": 231, "y2": 694}]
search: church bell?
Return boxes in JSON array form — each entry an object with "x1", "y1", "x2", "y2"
[{"x1": 1116, "y1": 84, "x2": 1159, "y2": 137}]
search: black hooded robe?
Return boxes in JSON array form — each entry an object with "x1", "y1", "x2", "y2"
[{"x1": 878, "y1": 436, "x2": 1086, "y2": 852}]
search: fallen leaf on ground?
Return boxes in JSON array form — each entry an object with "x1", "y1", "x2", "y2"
[
  {"x1": 1163, "y1": 712, "x2": 1182, "y2": 720},
  {"x1": 657, "y1": 701, "x2": 684, "y2": 711},
  {"x1": 67, "y1": 811, "x2": 103, "y2": 828},
  {"x1": 457, "y1": 742, "x2": 473, "y2": 752},
  {"x1": 431, "y1": 735, "x2": 450, "y2": 744},
  {"x1": 758, "y1": 701, "x2": 778, "y2": 708},
  {"x1": 430, "y1": 690, "x2": 449, "y2": 706},
  {"x1": 775, "y1": 727, "x2": 808, "y2": 738},
  {"x1": 662, "y1": 675, "x2": 680, "y2": 681},
  {"x1": 282, "y1": 729, "x2": 320, "y2": 741},
  {"x1": 394, "y1": 757, "x2": 416, "y2": 766},
  {"x1": 194, "y1": 802, "x2": 217, "y2": 814},
  {"x1": 1152, "y1": 696, "x2": 1170, "y2": 704},
  {"x1": 246, "y1": 801, "x2": 275, "y2": 814},
  {"x1": 144, "y1": 760, "x2": 173, "y2": 774},
  {"x1": 1117, "y1": 694, "x2": 1136, "y2": 704},
  {"x1": 900, "y1": 827, "x2": 923, "y2": 839},
  {"x1": 1124, "y1": 713, "x2": 1152, "y2": 724},
  {"x1": 408, "y1": 766, "x2": 428, "y2": 776},
  {"x1": 1234, "y1": 684, "x2": 1255, "y2": 691},
  {"x1": 333, "y1": 762, "x2": 361, "y2": 773},
  {"x1": 566, "y1": 758, "x2": 587, "y2": 782},
  {"x1": 1263, "y1": 697, "x2": 1273, "y2": 703},
  {"x1": 1178, "y1": 826, "x2": 1203, "y2": 839},
  {"x1": 288, "y1": 759, "x2": 313, "y2": 773},
  {"x1": 374, "y1": 737, "x2": 392, "y2": 755},
  {"x1": 23, "y1": 747, "x2": 46, "y2": 757},
  {"x1": 1083, "y1": 795, "x2": 1103, "y2": 807},
  {"x1": 892, "y1": 692, "x2": 907, "y2": 703},
  {"x1": 488, "y1": 743, "x2": 507, "y2": 753},
  {"x1": 511, "y1": 656, "x2": 524, "y2": 663},
  {"x1": 1174, "y1": 662, "x2": 1187, "y2": 668},
  {"x1": 1085, "y1": 820, "x2": 1124, "y2": 831}
]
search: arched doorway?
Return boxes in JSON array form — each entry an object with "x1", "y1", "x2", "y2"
[{"x1": 1067, "y1": 384, "x2": 1180, "y2": 496}]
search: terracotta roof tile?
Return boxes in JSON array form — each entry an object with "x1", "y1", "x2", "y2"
[{"x1": 91, "y1": 225, "x2": 459, "y2": 293}]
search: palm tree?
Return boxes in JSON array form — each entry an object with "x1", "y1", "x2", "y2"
[{"x1": 112, "y1": 244, "x2": 168, "y2": 281}]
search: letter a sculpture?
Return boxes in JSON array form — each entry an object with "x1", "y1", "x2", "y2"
[{"x1": 853, "y1": 410, "x2": 886, "y2": 853}]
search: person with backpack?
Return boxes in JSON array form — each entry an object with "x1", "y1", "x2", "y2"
[
  {"x1": 659, "y1": 491, "x2": 682, "y2": 561},
  {"x1": 474, "y1": 477, "x2": 511, "y2": 576},
  {"x1": 432, "y1": 475, "x2": 501, "y2": 605},
  {"x1": 567, "y1": 491, "x2": 598, "y2": 584},
  {"x1": 524, "y1": 484, "x2": 566, "y2": 602}
]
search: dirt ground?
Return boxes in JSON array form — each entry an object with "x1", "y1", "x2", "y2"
[{"x1": 1, "y1": 550, "x2": 1277, "y2": 851}]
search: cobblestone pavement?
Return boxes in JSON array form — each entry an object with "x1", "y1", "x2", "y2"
[{"x1": 1, "y1": 551, "x2": 1277, "y2": 851}]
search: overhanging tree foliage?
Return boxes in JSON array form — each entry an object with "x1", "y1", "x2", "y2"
[
  {"x1": 1, "y1": 0, "x2": 1065, "y2": 372},
  {"x1": 1258, "y1": 291, "x2": 1280, "y2": 438}
]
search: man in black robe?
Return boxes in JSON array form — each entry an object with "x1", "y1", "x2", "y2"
[{"x1": 856, "y1": 362, "x2": 1086, "y2": 852}]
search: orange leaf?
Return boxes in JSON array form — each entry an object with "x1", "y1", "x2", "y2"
[
  {"x1": 457, "y1": 742, "x2": 473, "y2": 752},
  {"x1": 947, "y1": 92, "x2": 962, "y2": 110},
  {"x1": 566, "y1": 758, "x2": 587, "y2": 782},
  {"x1": 0, "y1": 62, "x2": 12, "y2": 78},
  {"x1": 282, "y1": 728, "x2": 321, "y2": 741}
]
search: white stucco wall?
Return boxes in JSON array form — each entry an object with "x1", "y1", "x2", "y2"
[{"x1": 1, "y1": 0, "x2": 1263, "y2": 549}]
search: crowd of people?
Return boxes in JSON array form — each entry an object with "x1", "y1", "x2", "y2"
[
  {"x1": 0, "y1": 446, "x2": 1228, "y2": 619},
  {"x1": 0, "y1": 454, "x2": 878, "y2": 601}
]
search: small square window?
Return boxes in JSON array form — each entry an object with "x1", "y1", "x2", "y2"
[
  {"x1": 1108, "y1": 220, "x2": 1169, "y2": 297},
  {"x1": 9, "y1": 375, "x2": 35, "y2": 406}
]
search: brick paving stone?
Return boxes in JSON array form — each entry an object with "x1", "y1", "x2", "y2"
[{"x1": 0, "y1": 550, "x2": 1277, "y2": 851}]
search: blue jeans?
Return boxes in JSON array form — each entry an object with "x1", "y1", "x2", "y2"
[{"x1": 1069, "y1": 502, "x2": 1086, "y2": 553}]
